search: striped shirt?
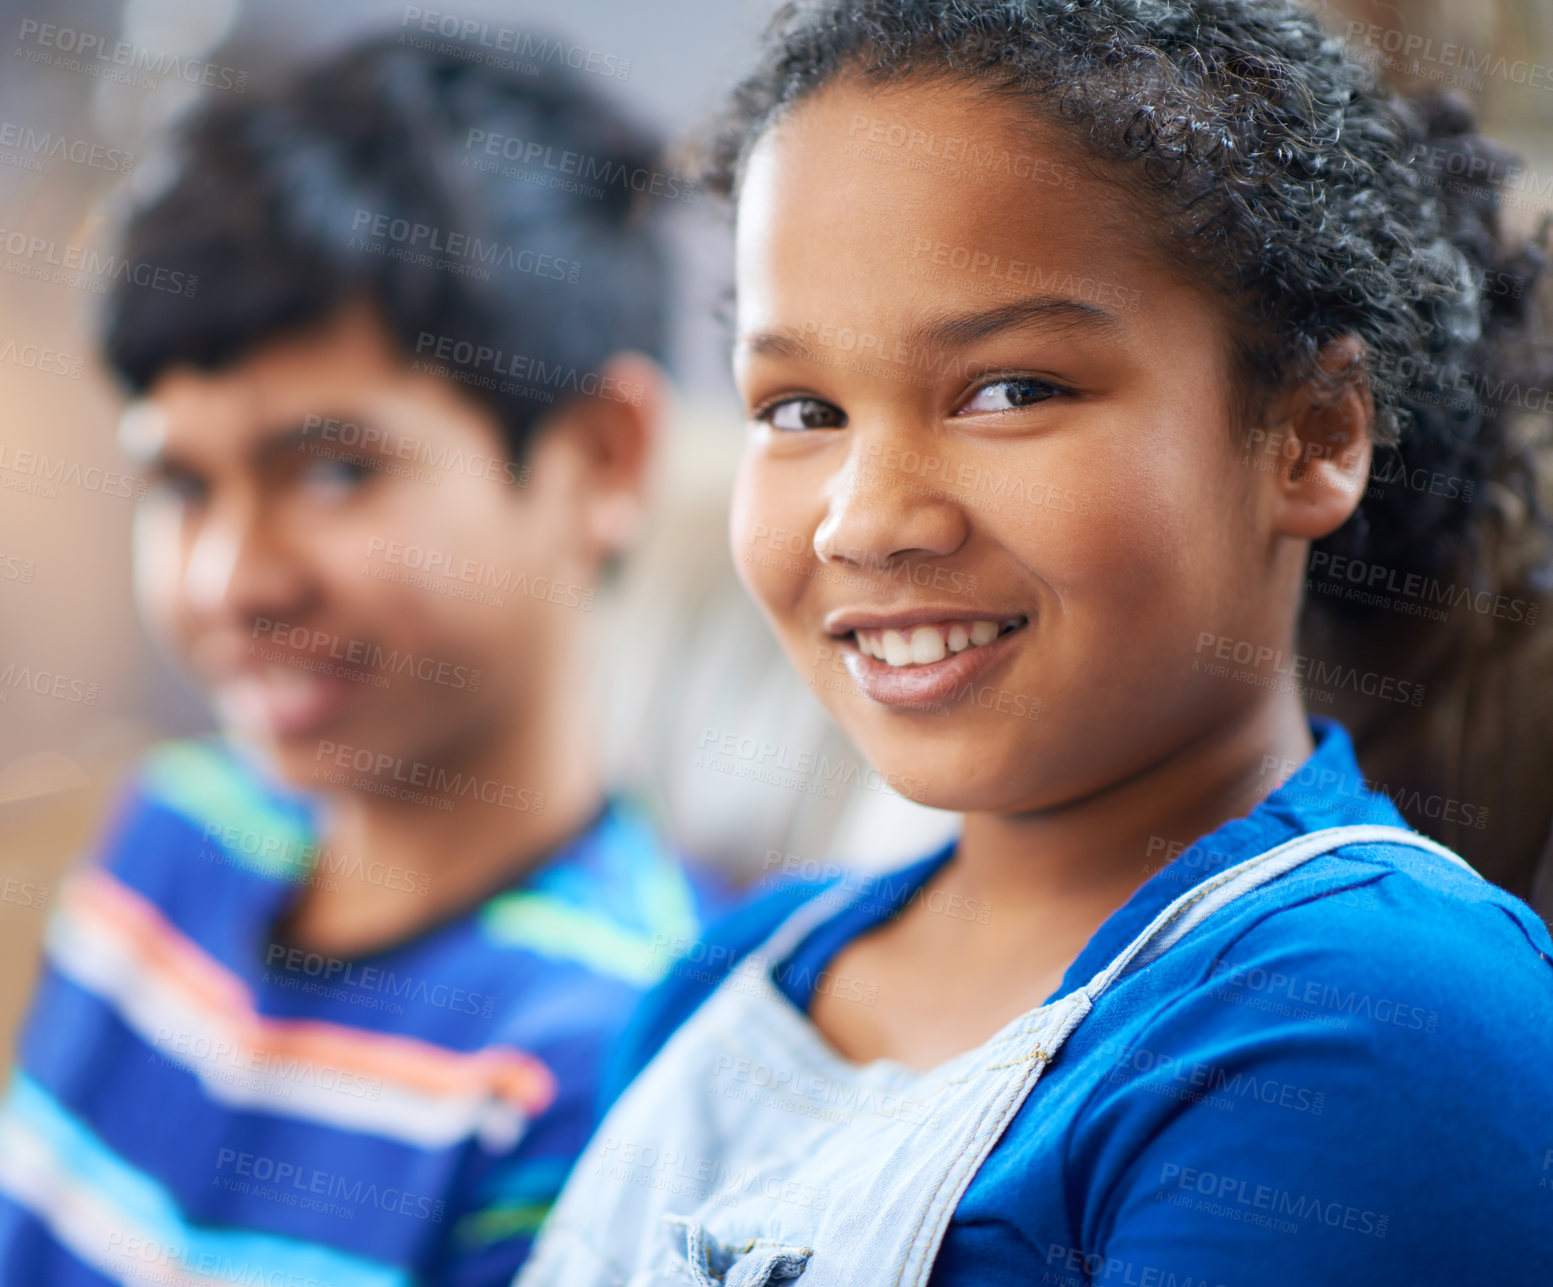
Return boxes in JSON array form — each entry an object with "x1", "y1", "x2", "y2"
[{"x1": 0, "y1": 738, "x2": 711, "y2": 1286}]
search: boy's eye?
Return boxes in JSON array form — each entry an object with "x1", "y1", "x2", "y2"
[
  {"x1": 756, "y1": 397, "x2": 847, "y2": 432},
  {"x1": 299, "y1": 456, "x2": 376, "y2": 497},
  {"x1": 958, "y1": 377, "x2": 1063, "y2": 415},
  {"x1": 144, "y1": 468, "x2": 208, "y2": 508}
]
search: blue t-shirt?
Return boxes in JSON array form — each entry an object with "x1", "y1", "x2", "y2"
[
  {"x1": 609, "y1": 718, "x2": 1553, "y2": 1286},
  {"x1": 0, "y1": 738, "x2": 719, "y2": 1287}
]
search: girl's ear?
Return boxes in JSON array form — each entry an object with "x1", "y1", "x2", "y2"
[{"x1": 1261, "y1": 335, "x2": 1374, "y2": 541}]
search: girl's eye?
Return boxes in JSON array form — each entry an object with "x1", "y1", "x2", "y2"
[
  {"x1": 756, "y1": 397, "x2": 847, "y2": 432},
  {"x1": 958, "y1": 377, "x2": 1063, "y2": 415}
]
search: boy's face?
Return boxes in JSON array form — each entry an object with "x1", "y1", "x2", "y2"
[
  {"x1": 125, "y1": 304, "x2": 607, "y2": 788},
  {"x1": 730, "y1": 79, "x2": 1319, "y2": 814}
]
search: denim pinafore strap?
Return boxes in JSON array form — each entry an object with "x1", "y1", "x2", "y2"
[{"x1": 517, "y1": 826, "x2": 1475, "y2": 1287}]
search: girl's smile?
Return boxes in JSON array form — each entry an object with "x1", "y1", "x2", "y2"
[{"x1": 826, "y1": 610, "x2": 1028, "y2": 708}]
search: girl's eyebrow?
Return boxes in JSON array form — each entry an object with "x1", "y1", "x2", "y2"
[
  {"x1": 910, "y1": 295, "x2": 1123, "y2": 349},
  {"x1": 738, "y1": 294, "x2": 1122, "y2": 361}
]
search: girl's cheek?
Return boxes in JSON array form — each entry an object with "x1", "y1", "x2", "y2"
[{"x1": 729, "y1": 451, "x2": 810, "y2": 615}]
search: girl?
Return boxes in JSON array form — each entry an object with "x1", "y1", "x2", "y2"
[{"x1": 521, "y1": 2, "x2": 1553, "y2": 1283}]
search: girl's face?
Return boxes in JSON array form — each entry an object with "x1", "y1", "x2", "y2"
[{"x1": 730, "y1": 78, "x2": 1306, "y2": 814}]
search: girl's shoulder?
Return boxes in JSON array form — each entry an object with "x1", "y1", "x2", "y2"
[
  {"x1": 1054, "y1": 840, "x2": 1553, "y2": 1281},
  {"x1": 1217, "y1": 833, "x2": 1553, "y2": 983},
  {"x1": 1109, "y1": 836, "x2": 1553, "y2": 1079}
]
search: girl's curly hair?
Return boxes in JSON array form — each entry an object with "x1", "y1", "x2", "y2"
[{"x1": 702, "y1": 0, "x2": 1553, "y2": 896}]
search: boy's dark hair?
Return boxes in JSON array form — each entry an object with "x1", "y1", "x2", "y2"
[
  {"x1": 102, "y1": 32, "x2": 672, "y2": 460},
  {"x1": 701, "y1": 0, "x2": 1553, "y2": 900}
]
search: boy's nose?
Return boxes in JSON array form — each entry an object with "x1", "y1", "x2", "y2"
[
  {"x1": 813, "y1": 431, "x2": 968, "y2": 571},
  {"x1": 184, "y1": 496, "x2": 313, "y2": 625}
]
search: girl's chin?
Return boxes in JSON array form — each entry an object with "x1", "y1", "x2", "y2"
[{"x1": 833, "y1": 740, "x2": 1034, "y2": 816}]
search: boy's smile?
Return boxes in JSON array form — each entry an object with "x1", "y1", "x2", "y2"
[{"x1": 730, "y1": 78, "x2": 1349, "y2": 816}]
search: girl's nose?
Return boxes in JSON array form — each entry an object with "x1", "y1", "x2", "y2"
[{"x1": 813, "y1": 430, "x2": 969, "y2": 572}]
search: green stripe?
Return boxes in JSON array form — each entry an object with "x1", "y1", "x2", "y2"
[
  {"x1": 136, "y1": 740, "x2": 315, "y2": 881},
  {"x1": 480, "y1": 893, "x2": 673, "y2": 985},
  {"x1": 454, "y1": 1200, "x2": 553, "y2": 1246},
  {"x1": 633, "y1": 848, "x2": 702, "y2": 943}
]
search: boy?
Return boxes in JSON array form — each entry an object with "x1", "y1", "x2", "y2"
[{"x1": 0, "y1": 32, "x2": 712, "y2": 1287}]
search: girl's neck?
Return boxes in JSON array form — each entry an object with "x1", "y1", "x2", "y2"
[{"x1": 947, "y1": 695, "x2": 1314, "y2": 918}]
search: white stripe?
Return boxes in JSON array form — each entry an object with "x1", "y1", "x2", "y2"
[
  {"x1": 0, "y1": 1112, "x2": 235, "y2": 1287},
  {"x1": 47, "y1": 907, "x2": 529, "y2": 1152},
  {"x1": 0, "y1": 1081, "x2": 411, "y2": 1287}
]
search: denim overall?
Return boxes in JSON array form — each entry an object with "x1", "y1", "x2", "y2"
[{"x1": 517, "y1": 825, "x2": 1475, "y2": 1287}]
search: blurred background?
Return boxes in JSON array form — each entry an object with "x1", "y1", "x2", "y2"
[{"x1": 1, "y1": 0, "x2": 1551, "y2": 1063}]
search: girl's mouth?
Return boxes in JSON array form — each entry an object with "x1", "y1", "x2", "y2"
[
  {"x1": 851, "y1": 617, "x2": 1023, "y2": 666},
  {"x1": 831, "y1": 615, "x2": 1028, "y2": 709}
]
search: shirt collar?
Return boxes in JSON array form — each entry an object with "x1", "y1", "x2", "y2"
[{"x1": 1042, "y1": 715, "x2": 1405, "y2": 1002}]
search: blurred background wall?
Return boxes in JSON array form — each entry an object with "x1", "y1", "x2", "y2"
[{"x1": 1, "y1": 0, "x2": 1550, "y2": 1062}]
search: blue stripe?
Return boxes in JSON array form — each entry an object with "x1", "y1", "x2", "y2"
[
  {"x1": 0, "y1": 1074, "x2": 412, "y2": 1287},
  {"x1": 17, "y1": 971, "x2": 460, "y2": 1264},
  {"x1": 0, "y1": 1193, "x2": 116, "y2": 1285}
]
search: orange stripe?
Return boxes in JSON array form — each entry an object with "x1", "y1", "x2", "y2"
[
  {"x1": 69, "y1": 871, "x2": 249, "y2": 1016},
  {"x1": 59, "y1": 870, "x2": 557, "y2": 1114}
]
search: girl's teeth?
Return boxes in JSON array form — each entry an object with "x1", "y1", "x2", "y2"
[
  {"x1": 854, "y1": 619, "x2": 1015, "y2": 668},
  {"x1": 910, "y1": 626, "x2": 946, "y2": 664}
]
